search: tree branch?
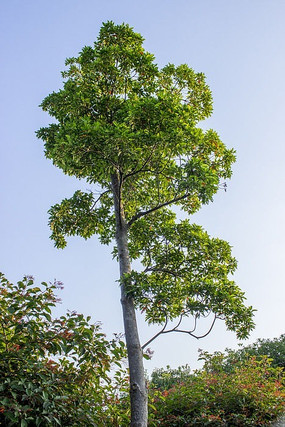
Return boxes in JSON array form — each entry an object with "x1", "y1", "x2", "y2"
[
  {"x1": 128, "y1": 192, "x2": 189, "y2": 227},
  {"x1": 141, "y1": 314, "x2": 218, "y2": 349},
  {"x1": 90, "y1": 189, "x2": 112, "y2": 210},
  {"x1": 122, "y1": 139, "x2": 161, "y2": 182},
  {"x1": 169, "y1": 315, "x2": 217, "y2": 339},
  {"x1": 141, "y1": 317, "x2": 168, "y2": 350}
]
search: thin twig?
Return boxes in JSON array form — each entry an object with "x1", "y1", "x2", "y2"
[{"x1": 123, "y1": 142, "x2": 160, "y2": 181}]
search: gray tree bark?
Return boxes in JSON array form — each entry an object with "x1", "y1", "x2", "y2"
[{"x1": 111, "y1": 172, "x2": 148, "y2": 427}]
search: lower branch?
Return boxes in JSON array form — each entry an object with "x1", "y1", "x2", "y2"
[
  {"x1": 141, "y1": 318, "x2": 168, "y2": 350},
  {"x1": 142, "y1": 314, "x2": 217, "y2": 349}
]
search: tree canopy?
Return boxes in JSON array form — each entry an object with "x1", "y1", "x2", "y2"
[{"x1": 37, "y1": 21, "x2": 254, "y2": 341}]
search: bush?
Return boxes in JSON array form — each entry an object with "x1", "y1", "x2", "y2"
[
  {"x1": 150, "y1": 352, "x2": 285, "y2": 426},
  {"x1": 0, "y1": 273, "x2": 128, "y2": 426},
  {"x1": 223, "y1": 335, "x2": 285, "y2": 371},
  {"x1": 151, "y1": 365, "x2": 192, "y2": 390}
]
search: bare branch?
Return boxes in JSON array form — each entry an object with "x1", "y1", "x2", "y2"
[
  {"x1": 141, "y1": 317, "x2": 168, "y2": 350},
  {"x1": 191, "y1": 314, "x2": 198, "y2": 333},
  {"x1": 174, "y1": 314, "x2": 183, "y2": 330},
  {"x1": 170, "y1": 315, "x2": 217, "y2": 339},
  {"x1": 141, "y1": 314, "x2": 218, "y2": 349}
]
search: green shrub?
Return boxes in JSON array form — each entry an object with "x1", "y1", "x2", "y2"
[
  {"x1": 151, "y1": 365, "x2": 192, "y2": 390},
  {"x1": 223, "y1": 335, "x2": 285, "y2": 371},
  {"x1": 150, "y1": 352, "x2": 285, "y2": 426},
  {"x1": 0, "y1": 273, "x2": 128, "y2": 426}
]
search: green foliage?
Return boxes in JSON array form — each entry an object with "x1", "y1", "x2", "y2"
[
  {"x1": 223, "y1": 335, "x2": 285, "y2": 371},
  {"x1": 125, "y1": 213, "x2": 254, "y2": 338},
  {"x1": 36, "y1": 20, "x2": 235, "y2": 236},
  {"x1": 48, "y1": 190, "x2": 115, "y2": 248},
  {"x1": 37, "y1": 21, "x2": 254, "y2": 360},
  {"x1": 151, "y1": 365, "x2": 192, "y2": 390},
  {"x1": 150, "y1": 353, "x2": 285, "y2": 426},
  {"x1": 37, "y1": 21, "x2": 227, "y2": 192},
  {"x1": 0, "y1": 273, "x2": 128, "y2": 426}
]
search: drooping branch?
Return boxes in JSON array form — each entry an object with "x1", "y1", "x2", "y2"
[
  {"x1": 142, "y1": 314, "x2": 218, "y2": 350},
  {"x1": 170, "y1": 314, "x2": 217, "y2": 339}
]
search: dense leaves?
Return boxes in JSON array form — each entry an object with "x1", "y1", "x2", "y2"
[
  {"x1": 151, "y1": 365, "x2": 192, "y2": 390},
  {"x1": 125, "y1": 212, "x2": 254, "y2": 338},
  {"x1": 223, "y1": 335, "x2": 285, "y2": 371},
  {"x1": 0, "y1": 273, "x2": 127, "y2": 426},
  {"x1": 149, "y1": 352, "x2": 285, "y2": 426},
  {"x1": 48, "y1": 190, "x2": 115, "y2": 248},
  {"x1": 37, "y1": 21, "x2": 235, "y2": 234},
  {"x1": 36, "y1": 21, "x2": 254, "y2": 341}
]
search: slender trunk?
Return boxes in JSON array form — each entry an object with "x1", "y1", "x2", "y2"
[{"x1": 111, "y1": 173, "x2": 148, "y2": 427}]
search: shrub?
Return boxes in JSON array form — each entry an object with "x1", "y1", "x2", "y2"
[
  {"x1": 223, "y1": 335, "x2": 285, "y2": 371},
  {"x1": 0, "y1": 273, "x2": 128, "y2": 426},
  {"x1": 150, "y1": 352, "x2": 285, "y2": 426},
  {"x1": 151, "y1": 365, "x2": 192, "y2": 390}
]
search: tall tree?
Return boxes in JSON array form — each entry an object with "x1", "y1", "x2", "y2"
[{"x1": 37, "y1": 22, "x2": 254, "y2": 426}]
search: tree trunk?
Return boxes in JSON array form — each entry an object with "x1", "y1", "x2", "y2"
[{"x1": 111, "y1": 173, "x2": 148, "y2": 427}]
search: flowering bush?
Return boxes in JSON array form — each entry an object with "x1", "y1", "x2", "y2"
[
  {"x1": 0, "y1": 273, "x2": 128, "y2": 426},
  {"x1": 150, "y1": 352, "x2": 285, "y2": 426}
]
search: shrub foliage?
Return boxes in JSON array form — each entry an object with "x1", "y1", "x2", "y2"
[
  {"x1": 0, "y1": 273, "x2": 127, "y2": 426},
  {"x1": 150, "y1": 351, "x2": 285, "y2": 426},
  {"x1": 1, "y1": 270, "x2": 283, "y2": 426}
]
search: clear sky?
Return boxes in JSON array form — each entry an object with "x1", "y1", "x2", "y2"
[{"x1": 1, "y1": 0, "x2": 284, "y2": 372}]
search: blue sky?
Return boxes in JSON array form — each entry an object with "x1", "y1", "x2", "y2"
[{"x1": 1, "y1": 0, "x2": 285, "y2": 372}]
